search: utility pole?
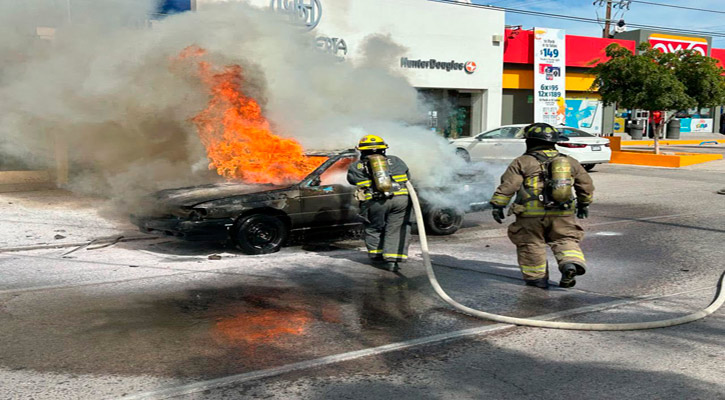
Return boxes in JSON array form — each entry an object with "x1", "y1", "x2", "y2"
[{"x1": 603, "y1": 0, "x2": 612, "y2": 38}]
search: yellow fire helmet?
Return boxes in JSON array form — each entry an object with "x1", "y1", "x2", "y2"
[{"x1": 356, "y1": 134, "x2": 389, "y2": 150}]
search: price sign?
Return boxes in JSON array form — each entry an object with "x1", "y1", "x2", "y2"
[{"x1": 533, "y1": 28, "x2": 566, "y2": 126}]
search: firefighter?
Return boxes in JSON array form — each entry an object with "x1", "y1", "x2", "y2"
[
  {"x1": 489, "y1": 123, "x2": 595, "y2": 289},
  {"x1": 347, "y1": 135, "x2": 412, "y2": 272}
]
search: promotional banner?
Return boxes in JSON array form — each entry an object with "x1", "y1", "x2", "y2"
[
  {"x1": 564, "y1": 98, "x2": 602, "y2": 135},
  {"x1": 690, "y1": 118, "x2": 713, "y2": 133},
  {"x1": 534, "y1": 27, "x2": 566, "y2": 125},
  {"x1": 680, "y1": 118, "x2": 713, "y2": 133}
]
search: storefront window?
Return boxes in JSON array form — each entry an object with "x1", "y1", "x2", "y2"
[{"x1": 418, "y1": 89, "x2": 473, "y2": 138}]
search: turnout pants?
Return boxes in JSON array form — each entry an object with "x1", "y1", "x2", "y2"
[
  {"x1": 507, "y1": 215, "x2": 587, "y2": 281},
  {"x1": 364, "y1": 195, "x2": 412, "y2": 263}
]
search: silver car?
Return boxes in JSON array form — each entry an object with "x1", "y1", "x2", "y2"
[{"x1": 450, "y1": 124, "x2": 612, "y2": 171}]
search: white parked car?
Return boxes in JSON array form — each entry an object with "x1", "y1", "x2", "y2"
[{"x1": 450, "y1": 124, "x2": 612, "y2": 171}]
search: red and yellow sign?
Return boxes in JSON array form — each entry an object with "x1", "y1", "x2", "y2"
[{"x1": 649, "y1": 34, "x2": 708, "y2": 56}]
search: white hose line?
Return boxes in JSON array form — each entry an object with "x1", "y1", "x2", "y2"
[{"x1": 405, "y1": 181, "x2": 725, "y2": 331}]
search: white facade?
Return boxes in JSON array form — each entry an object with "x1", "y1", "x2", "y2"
[{"x1": 196, "y1": 0, "x2": 504, "y2": 135}]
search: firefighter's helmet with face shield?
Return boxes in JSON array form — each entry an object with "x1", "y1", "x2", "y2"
[{"x1": 356, "y1": 135, "x2": 389, "y2": 151}]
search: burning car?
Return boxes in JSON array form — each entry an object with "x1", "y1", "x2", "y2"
[{"x1": 131, "y1": 149, "x2": 476, "y2": 255}]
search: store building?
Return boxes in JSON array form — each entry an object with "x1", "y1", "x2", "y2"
[
  {"x1": 501, "y1": 28, "x2": 635, "y2": 135},
  {"x1": 193, "y1": 0, "x2": 506, "y2": 138},
  {"x1": 501, "y1": 27, "x2": 725, "y2": 136},
  {"x1": 613, "y1": 30, "x2": 722, "y2": 134}
]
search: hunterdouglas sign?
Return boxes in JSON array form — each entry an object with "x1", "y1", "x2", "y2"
[{"x1": 400, "y1": 57, "x2": 477, "y2": 74}]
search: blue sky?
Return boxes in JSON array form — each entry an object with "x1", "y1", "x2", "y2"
[{"x1": 469, "y1": 0, "x2": 725, "y2": 48}]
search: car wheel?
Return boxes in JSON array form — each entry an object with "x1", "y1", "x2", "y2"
[
  {"x1": 583, "y1": 164, "x2": 596, "y2": 171},
  {"x1": 233, "y1": 214, "x2": 288, "y2": 255},
  {"x1": 423, "y1": 207, "x2": 463, "y2": 236},
  {"x1": 455, "y1": 148, "x2": 471, "y2": 162}
]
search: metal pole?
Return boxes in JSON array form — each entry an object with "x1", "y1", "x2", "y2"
[
  {"x1": 66, "y1": 0, "x2": 72, "y2": 24},
  {"x1": 603, "y1": 0, "x2": 612, "y2": 38}
]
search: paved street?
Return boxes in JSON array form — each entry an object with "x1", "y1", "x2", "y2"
[{"x1": 1, "y1": 153, "x2": 724, "y2": 399}]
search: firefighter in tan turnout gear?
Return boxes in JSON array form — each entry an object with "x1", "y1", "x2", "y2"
[
  {"x1": 347, "y1": 135, "x2": 412, "y2": 272},
  {"x1": 490, "y1": 123, "x2": 595, "y2": 289}
]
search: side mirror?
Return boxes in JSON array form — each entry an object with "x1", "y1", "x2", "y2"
[{"x1": 309, "y1": 177, "x2": 321, "y2": 187}]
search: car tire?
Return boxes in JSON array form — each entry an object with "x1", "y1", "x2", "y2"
[
  {"x1": 233, "y1": 214, "x2": 288, "y2": 255},
  {"x1": 583, "y1": 164, "x2": 596, "y2": 171},
  {"x1": 423, "y1": 207, "x2": 464, "y2": 236},
  {"x1": 455, "y1": 148, "x2": 471, "y2": 162}
]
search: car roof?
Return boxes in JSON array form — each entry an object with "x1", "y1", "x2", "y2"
[{"x1": 493, "y1": 124, "x2": 580, "y2": 129}]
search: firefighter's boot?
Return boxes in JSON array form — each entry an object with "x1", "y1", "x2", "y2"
[
  {"x1": 385, "y1": 262, "x2": 400, "y2": 272},
  {"x1": 525, "y1": 277, "x2": 549, "y2": 289},
  {"x1": 559, "y1": 263, "x2": 579, "y2": 288}
]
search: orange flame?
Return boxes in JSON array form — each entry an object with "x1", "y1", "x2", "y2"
[{"x1": 180, "y1": 46, "x2": 322, "y2": 184}]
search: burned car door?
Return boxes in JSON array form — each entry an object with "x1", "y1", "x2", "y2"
[{"x1": 298, "y1": 156, "x2": 359, "y2": 227}]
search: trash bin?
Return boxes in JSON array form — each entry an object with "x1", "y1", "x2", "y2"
[
  {"x1": 629, "y1": 120, "x2": 644, "y2": 140},
  {"x1": 666, "y1": 119, "x2": 681, "y2": 139}
]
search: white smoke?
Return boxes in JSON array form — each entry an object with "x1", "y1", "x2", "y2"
[{"x1": 0, "y1": 1, "x2": 498, "y2": 212}]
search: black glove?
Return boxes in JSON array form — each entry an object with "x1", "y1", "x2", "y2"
[
  {"x1": 577, "y1": 203, "x2": 589, "y2": 219},
  {"x1": 492, "y1": 206, "x2": 505, "y2": 224}
]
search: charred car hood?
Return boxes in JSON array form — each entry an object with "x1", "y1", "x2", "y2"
[{"x1": 154, "y1": 182, "x2": 290, "y2": 208}]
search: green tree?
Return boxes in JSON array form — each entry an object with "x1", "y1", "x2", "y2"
[{"x1": 591, "y1": 42, "x2": 725, "y2": 154}]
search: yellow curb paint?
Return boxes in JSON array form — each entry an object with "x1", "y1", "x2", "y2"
[
  {"x1": 610, "y1": 151, "x2": 723, "y2": 167},
  {"x1": 620, "y1": 139, "x2": 725, "y2": 146}
]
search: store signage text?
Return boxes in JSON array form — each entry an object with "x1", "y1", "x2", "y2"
[
  {"x1": 400, "y1": 58, "x2": 476, "y2": 74},
  {"x1": 315, "y1": 36, "x2": 348, "y2": 56},
  {"x1": 270, "y1": 0, "x2": 322, "y2": 31},
  {"x1": 649, "y1": 34, "x2": 708, "y2": 56},
  {"x1": 533, "y1": 27, "x2": 566, "y2": 125},
  {"x1": 538, "y1": 84, "x2": 562, "y2": 98}
]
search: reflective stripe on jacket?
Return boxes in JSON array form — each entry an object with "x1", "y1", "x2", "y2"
[
  {"x1": 489, "y1": 150, "x2": 595, "y2": 217},
  {"x1": 347, "y1": 155, "x2": 410, "y2": 199}
]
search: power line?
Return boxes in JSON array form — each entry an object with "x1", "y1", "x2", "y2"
[
  {"x1": 628, "y1": 0, "x2": 725, "y2": 15},
  {"x1": 506, "y1": 6, "x2": 725, "y2": 37},
  {"x1": 430, "y1": 0, "x2": 725, "y2": 38}
]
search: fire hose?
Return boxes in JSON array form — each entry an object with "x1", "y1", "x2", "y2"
[{"x1": 405, "y1": 181, "x2": 725, "y2": 331}]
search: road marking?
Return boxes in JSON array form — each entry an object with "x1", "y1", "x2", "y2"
[
  {"x1": 121, "y1": 285, "x2": 717, "y2": 400},
  {"x1": 594, "y1": 231, "x2": 623, "y2": 236}
]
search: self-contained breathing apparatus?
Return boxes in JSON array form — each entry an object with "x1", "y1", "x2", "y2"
[
  {"x1": 354, "y1": 135, "x2": 402, "y2": 201},
  {"x1": 368, "y1": 154, "x2": 395, "y2": 196},
  {"x1": 516, "y1": 123, "x2": 575, "y2": 211},
  {"x1": 353, "y1": 155, "x2": 402, "y2": 201},
  {"x1": 529, "y1": 152, "x2": 575, "y2": 210}
]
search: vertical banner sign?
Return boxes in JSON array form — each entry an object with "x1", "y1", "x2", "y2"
[{"x1": 534, "y1": 28, "x2": 566, "y2": 125}]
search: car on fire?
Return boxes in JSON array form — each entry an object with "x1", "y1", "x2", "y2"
[
  {"x1": 131, "y1": 149, "x2": 482, "y2": 255},
  {"x1": 451, "y1": 124, "x2": 611, "y2": 171}
]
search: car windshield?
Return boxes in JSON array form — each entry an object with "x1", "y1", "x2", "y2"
[
  {"x1": 478, "y1": 126, "x2": 523, "y2": 139},
  {"x1": 557, "y1": 127, "x2": 595, "y2": 138},
  {"x1": 318, "y1": 157, "x2": 354, "y2": 186}
]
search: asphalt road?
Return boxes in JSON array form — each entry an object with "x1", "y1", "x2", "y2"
[{"x1": 1, "y1": 157, "x2": 724, "y2": 399}]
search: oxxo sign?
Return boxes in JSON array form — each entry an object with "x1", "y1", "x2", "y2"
[{"x1": 649, "y1": 34, "x2": 709, "y2": 56}]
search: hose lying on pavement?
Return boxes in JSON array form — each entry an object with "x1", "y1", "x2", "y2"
[{"x1": 405, "y1": 181, "x2": 725, "y2": 331}]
